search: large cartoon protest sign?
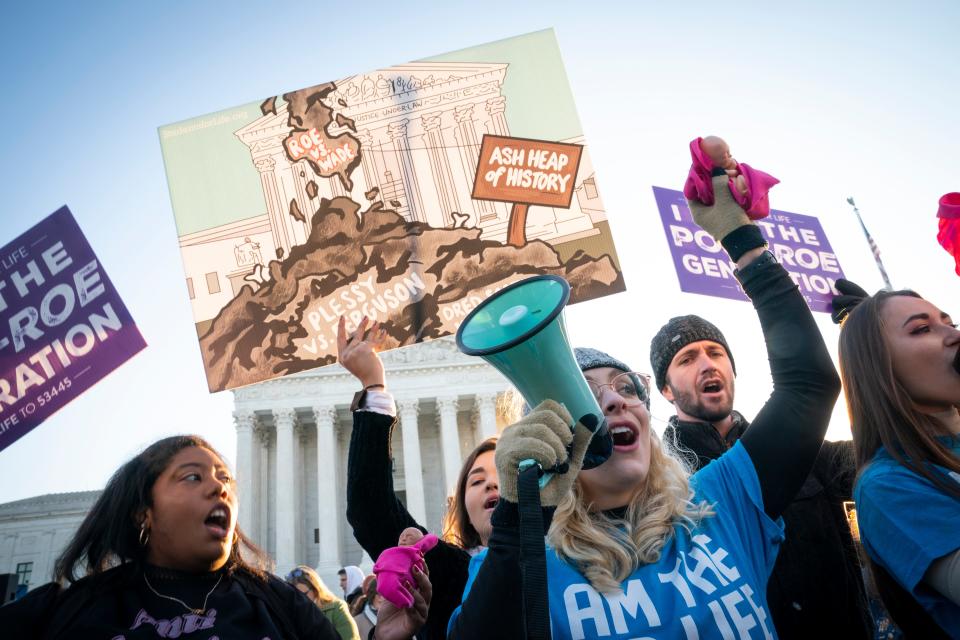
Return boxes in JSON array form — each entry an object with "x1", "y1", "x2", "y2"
[
  {"x1": 159, "y1": 29, "x2": 625, "y2": 392},
  {"x1": 652, "y1": 186, "x2": 844, "y2": 312},
  {"x1": 0, "y1": 207, "x2": 146, "y2": 453}
]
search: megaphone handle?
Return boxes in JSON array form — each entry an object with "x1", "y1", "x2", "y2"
[{"x1": 518, "y1": 458, "x2": 554, "y2": 489}]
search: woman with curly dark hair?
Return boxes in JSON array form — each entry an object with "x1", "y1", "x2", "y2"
[{"x1": 0, "y1": 434, "x2": 428, "y2": 640}]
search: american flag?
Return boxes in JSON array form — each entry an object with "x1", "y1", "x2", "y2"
[{"x1": 847, "y1": 197, "x2": 893, "y2": 290}]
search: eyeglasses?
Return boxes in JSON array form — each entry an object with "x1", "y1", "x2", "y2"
[
  {"x1": 286, "y1": 568, "x2": 306, "y2": 580},
  {"x1": 586, "y1": 371, "x2": 651, "y2": 406}
]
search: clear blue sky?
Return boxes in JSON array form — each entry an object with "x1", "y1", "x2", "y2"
[{"x1": 0, "y1": 1, "x2": 957, "y2": 503}]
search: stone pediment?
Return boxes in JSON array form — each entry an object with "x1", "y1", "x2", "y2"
[
  {"x1": 284, "y1": 336, "x2": 475, "y2": 377},
  {"x1": 380, "y1": 336, "x2": 472, "y2": 366},
  {"x1": 0, "y1": 490, "x2": 101, "y2": 517},
  {"x1": 232, "y1": 337, "x2": 484, "y2": 403}
]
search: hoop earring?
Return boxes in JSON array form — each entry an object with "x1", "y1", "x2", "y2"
[{"x1": 139, "y1": 523, "x2": 150, "y2": 547}]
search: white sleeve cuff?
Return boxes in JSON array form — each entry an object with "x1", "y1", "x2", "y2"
[{"x1": 359, "y1": 390, "x2": 396, "y2": 417}]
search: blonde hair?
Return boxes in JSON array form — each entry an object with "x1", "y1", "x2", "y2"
[
  {"x1": 287, "y1": 565, "x2": 338, "y2": 605},
  {"x1": 548, "y1": 432, "x2": 714, "y2": 593}
]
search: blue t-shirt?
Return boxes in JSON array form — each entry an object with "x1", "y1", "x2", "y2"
[
  {"x1": 854, "y1": 436, "x2": 960, "y2": 636},
  {"x1": 450, "y1": 442, "x2": 784, "y2": 639}
]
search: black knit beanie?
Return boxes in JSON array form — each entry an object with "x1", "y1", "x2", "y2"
[{"x1": 649, "y1": 315, "x2": 736, "y2": 392}]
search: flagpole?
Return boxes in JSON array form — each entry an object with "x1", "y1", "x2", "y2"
[{"x1": 847, "y1": 197, "x2": 893, "y2": 291}]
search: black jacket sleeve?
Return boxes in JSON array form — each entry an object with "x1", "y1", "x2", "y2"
[
  {"x1": 446, "y1": 501, "x2": 526, "y2": 639},
  {"x1": 0, "y1": 582, "x2": 61, "y2": 640},
  {"x1": 346, "y1": 410, "x2": 421, "y2": 557},
  {"x1": 736, "y1": 256, "x2": 842, "y2": 518},
  {"x1": 345, "y1": 409, "x2": 471, "y2": 640},
  {"x1": 271, "y1": 576, "x2": 341, "y2": 640}
]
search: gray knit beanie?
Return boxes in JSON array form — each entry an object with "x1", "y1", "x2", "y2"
[
  {"x1": 574, "y1": 347, "x2": 631, "y2": 375},
  {"x1": 574, "y1": 347, "x2": 649, "y2": 409},
  {"x1": 649, "y1": 315, "x2": 736, "y2": 392}
]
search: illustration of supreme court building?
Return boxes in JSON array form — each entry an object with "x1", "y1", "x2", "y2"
[{"x1": 180, "y1": 61, "x2": 608, "y2": 326}]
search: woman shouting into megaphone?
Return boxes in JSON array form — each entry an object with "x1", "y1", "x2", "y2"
[{"x1": 447, "y1": 166, "x2": 842, "y2": 639}]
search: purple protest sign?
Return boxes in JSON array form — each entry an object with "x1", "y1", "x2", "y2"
[
  {"x1": 0, "y1": 206, "x2": 146, "y2": 453},
  {"x1": 652, "y1": 186, "x2": 845, "y2": 312}
]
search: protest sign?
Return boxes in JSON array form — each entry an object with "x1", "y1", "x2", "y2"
[
  {"x1": 652, "y1": 186, "x2": 845, "y2": 312},
  {"x1": 0, "y1": 207, "x2": 146, "y2": 452},
  {"x1": 159, "y1": 29, "x2": 625, "y2": 392},
  {"x1": 472, "y1": 135, "x2": 583, "y2": 246}
]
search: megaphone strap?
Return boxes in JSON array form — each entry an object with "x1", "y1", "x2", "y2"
[{"x1": 518, "y1": 465, "x2": 551, "y2": 640}]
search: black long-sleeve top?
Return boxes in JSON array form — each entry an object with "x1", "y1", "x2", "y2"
[
  {"x1": 346, "y1": 409, "x2": 471, "y2": 640},
  {"x1": 448, "y1": 254, "x2": 843, "y2": 639},
  {"x1": 0, "y1": 563, "x2": 339, "y2": 640}
]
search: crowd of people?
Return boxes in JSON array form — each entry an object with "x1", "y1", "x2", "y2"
[{"x1": 0, "y1": 164, "x2": 957, "y2": 639}]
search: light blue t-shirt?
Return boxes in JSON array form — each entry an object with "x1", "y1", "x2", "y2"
[
  {"x1": 450, "y1": 442, "x2": 784, "y2": 639},
  {"x1": 854, "y1": 436, "x2": 960, "y2": 637}
]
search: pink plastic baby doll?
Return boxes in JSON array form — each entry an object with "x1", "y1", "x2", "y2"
[
  {"x1": 373, "y1": 527, "x2": 438, "y2": 609},
  {"x1": 684, "y1": 135, "x2": 779, "y2": 220},
  {"x1": 701, "y1": 136, "x2": 748, "y2": 197}
]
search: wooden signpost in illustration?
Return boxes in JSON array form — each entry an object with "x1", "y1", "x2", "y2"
[{"x1": 472, "y1": 135, "x2": 583, "y2": 247}]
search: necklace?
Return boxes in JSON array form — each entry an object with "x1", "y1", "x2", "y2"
[{"x1": 143, "y1": 572, "x2": 222, "y2": 615}]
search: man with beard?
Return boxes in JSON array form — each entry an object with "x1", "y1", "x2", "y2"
[{"x1": 650, "y1": 314, "x2": 874, "y2": 639}]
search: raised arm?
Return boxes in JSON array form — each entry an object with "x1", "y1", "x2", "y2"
[
  {"x1": 340, "y1": 317, "x2": 471, "y2": 640},
  {"x1": 340, "y1": 316, "x2": 422, "y2": 556},
  {"x1": 736, "y1": 250, "x2": 840, "y2": 517},
  {"x1": 689, "y1": 175, "x2": 841, "y2": 518}
]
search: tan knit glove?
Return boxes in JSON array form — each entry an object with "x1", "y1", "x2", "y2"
[
  {"x1": 495, "y1": 400, "x2": 593, "y2": 507},
  {"x1": 686, "y1": 175, "x2": 753, "y2": 243}
]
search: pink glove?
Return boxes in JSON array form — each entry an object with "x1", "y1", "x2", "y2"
[{"x1": 373, "y1": 533, "x2": 439, "y2": 609}]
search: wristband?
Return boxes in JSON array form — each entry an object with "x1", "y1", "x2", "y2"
[
  {"x1": 735, "y1": 249, "x2": 778, "y2": 279},
  {"x1": 721, "y1": 224, "x2": 767, "y2": 262},
  {"x1": 351, "y1": 384, "x2": 385, "y2": 412}
]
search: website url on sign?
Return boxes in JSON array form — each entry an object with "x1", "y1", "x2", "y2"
[{"x1": 161, "y1": 111, "x2": 249, "y2": 139}]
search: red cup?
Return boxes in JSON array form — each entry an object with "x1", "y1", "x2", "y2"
[{"x1": 938, "y1": 193, "x2": 960, "y2": 220}]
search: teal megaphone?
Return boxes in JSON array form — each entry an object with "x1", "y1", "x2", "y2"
[{"x1": 455, "y1": 275, "x2": 612, "y2": 475}]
